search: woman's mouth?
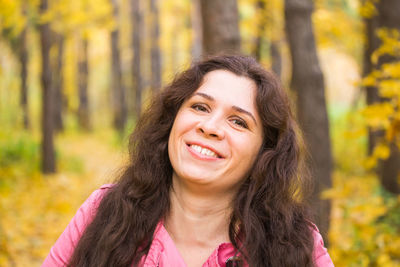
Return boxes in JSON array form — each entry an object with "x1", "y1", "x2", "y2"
[{"x1": 187, "y1": 143, "x2": 223, "y2": 158}]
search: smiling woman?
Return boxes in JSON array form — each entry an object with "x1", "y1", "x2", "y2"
[
  {"x1": 42, "y1": 55, "x2": 334, "y2": 267},
  {"x1": 168, "y1": 70, "x2": 263, "y2": 197}
]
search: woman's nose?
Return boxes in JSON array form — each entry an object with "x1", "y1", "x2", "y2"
[{"x1": 197, "y1": 117, "x2": 225, "y2": 139}]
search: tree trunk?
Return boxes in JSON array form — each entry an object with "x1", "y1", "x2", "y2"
[
  {"x1": 53, "y1": 33, "x2": 65, "y2": 132},
  {"x1": 77, "y1": 37, "x2": 90, "y2": 130},
  {"x1": 253, "y1": 0, "x2": 266, "y2": 61},
  {"x1": 170, "y1": 21, "x2": 178, "y2": 73},
  {"x1": 131, "y1": 0, "x2": 143, "y2": 118},
  {"x1": 363, "y1": 0, "x2": 400, "y2": 194},
  {"x1": 285, "y1": 0, "x2": 332, "y2": 244},
  {"x1": 150, "y1": 0, "x2": 162, "y2": 93},
  {"x1": 191, "y1": 0, "x2": 203, "y2": 59},
  {"x1": 39, "y1": 0, "x2": 56, "y2": 173},
  {"x1": 18, "y1": 26, "x2": 30, "y2": 129},
  {"x1": 200, "y1": 0, "x2": 241, "y2": 56},
  {"x1": 110, "y1": 0, "x2": 127, "y2": 132},
  {"x1": 270, "y1": 41, "x2": 282, "y2": 78},
  {"x1": 376, "y1": 0, "x2": 400, "y2": 194},
  {"x1": 363, "y1": 1, "x2": 381, "y2": 155},
  {"x1": 253, "y1": 0, "x2": 282, "y2": 77}
]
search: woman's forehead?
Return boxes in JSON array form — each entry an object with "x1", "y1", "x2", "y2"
[{"x1": 196, "y1": 70, "x2": 257, "y2": 105}]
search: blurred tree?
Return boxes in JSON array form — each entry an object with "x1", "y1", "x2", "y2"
[
  {"x1": 191, "y1": 0, "x2": 203, "y2": 59},
  {"x1": 200, "y1": 0, "x2": 241, "y2": 55},
  {"x1": 53, "y1": 33, "x2": 65, "y2": 132},
  {"x1": 270, "y1": 41, "x2": 282, "y2": 78},
  {"x1": 0, "y1": 0, "x2": 32, "y2": 129},
  {"x1": 252, "y1": 0, "x2": 282, "y2": 77},
  {"x1": 363, "y1": 0, "x2": 400, "y2": 194},
  {"x1": 110, "y1": 0, "x2": 127, "y2": 132},
  {"x1": 77, "y1": 36, "x2": 90, "y2": 130},
  {"x1": 39, "y1": 0, "x2": 56, "y2": 173},
  {"x1": 376, "y1": 0, "x2": 400, "y2": 195},
  {"x1": 18, "y1": 24, "x2": 29, "y2": 129},
  {"x1": 41, "y1": 0, "x2": 113, "y2": 130},
  {"x1": 150, "y1": 0, "x2": 162, "y2": 93},
  {"x1": 131, "y1": 0, "x2": 144, "y2": 118},
  {"x1": 285, "y1": 0, "x2": 332, "y2": 244},
  {"x1": 253, "y1": 0, "x2": 266, "y2": 61},
  {"x1": 363, "y1": 1, "x2": 380, "y2": 155}
]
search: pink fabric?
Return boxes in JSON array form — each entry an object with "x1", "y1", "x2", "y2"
[{"x1": 42, "y1": 185, "x2": 334, "y2": 267}]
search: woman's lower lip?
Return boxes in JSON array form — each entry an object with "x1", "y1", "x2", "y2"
[{"x1": 186, "y1": 144, "x2": 222, "y2": 161}]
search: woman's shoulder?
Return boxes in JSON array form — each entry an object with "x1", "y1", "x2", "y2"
[
  {"x1": 311, "y1": 226, "x2": 335, "y2": 267},
  {"x1": 90, "y1": 183, "x2": 114, "y2": 201},
  {"x1": 83, "y1": 184, "x2": 114, "y2": 215}
]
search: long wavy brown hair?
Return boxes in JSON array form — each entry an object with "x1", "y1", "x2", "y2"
[{"x1": 68, "y1": 55, "x2": 315, "y2": 266}]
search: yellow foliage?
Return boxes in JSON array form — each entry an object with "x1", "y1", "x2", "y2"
[
  {"x1": 359, "y1": 0, "x2": 378, "y2": 19},
  {"x1": 372, "y1": 28, "x2": 400, "y2": 64},
  {"x1": 313, "y1": 2, "x2": 363, "y2": 56},
  {"x1": 0, "y1": 131, "x2": 123, "y2": 266},
  {"x1": 361, "y1": 28, "x2": 400, "y2": 170},
  {"x1": 363, "y1": 156, "x2": 377, "y2": 170},
  {"x1": 361, "y1": 70, "x2": 381, "y2": 87},
  {"x1": 326, "y1": 172, "x2": 400, "y2": 266},
  {"x1": 373, "y1": 143, "x2": 391, "y2": 160},
  {"x1": 39, "y1": 0, "x2": 113, "y2": 35},
  {"x1": 380, "y1": 79, "x2": 400, "y2": 98},
  {"x1": 383, "y1": 62, "x2": 400, "y2": 79},
  {"x1": 0, "y1": 0, "x2": 26, "y2": 37},
  {"x1": 361, "y1": 102, "x2": 393, "y2": 129}
]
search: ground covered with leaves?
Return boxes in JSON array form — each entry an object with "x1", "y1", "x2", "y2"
[{"x1": 0, "y1": 128, "x2": 126, "y2": 266}]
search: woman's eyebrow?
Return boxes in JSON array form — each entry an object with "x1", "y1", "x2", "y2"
[
  {"x1": 194, "y1": 92, "x2": 214, "y2": 101},
  {"x1": 194, "y1": 92, "x2": 257, "y2": 125},
  {"x1": 232, "y1": 106, "x2": 257, "y2": 126}
]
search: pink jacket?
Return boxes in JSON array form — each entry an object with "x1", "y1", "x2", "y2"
[{"x1": 42, "y1": 185, "x2": 334, "y2": 267}]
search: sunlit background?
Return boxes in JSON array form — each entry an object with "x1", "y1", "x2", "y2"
[{"x1": 1, "y1": 0, "x2": 400, "y2": 266}]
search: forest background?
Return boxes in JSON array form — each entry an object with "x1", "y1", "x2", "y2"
[{"x1": 1, "y1": 0, "x2": 400, "y2": 266}]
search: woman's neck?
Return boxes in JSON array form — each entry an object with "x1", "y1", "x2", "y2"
[{"x1": 163, "y1": 177, "x2": 234, "y2": 266}]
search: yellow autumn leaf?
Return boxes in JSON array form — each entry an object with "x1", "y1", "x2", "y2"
[
  {"x1": 382, "y1": 62, "x2": 400, "y2": 79},
  {"x1": 379, "y1": 80, "x2": 400, "y2": 98},
  {"x1": 373, "y1": 143, "x2": 390, "y2": 160},
  {"x1": 361, "y1": 75, "x2": 378, "y2": 87},
  {"x1": 359, "y1": 1, "x2": 377, "y2": 19},
  {"x1": 361, "y1": 102, "x2": 394, "y2": 129},
  {"x1": 363, "y1": 156, "x2": 377, "y2": 169}
]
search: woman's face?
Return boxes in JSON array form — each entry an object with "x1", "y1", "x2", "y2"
[{"x1": 168, "y1": 70, "x2": 264, "y2": 194}]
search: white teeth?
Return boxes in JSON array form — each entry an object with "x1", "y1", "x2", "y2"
[{"x1": 191, "y1": 145, "x2": 218, "y2": 158}]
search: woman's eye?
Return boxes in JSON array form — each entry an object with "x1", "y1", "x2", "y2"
[
  {"x1": 231, "y1": 118, "x2": 248, "y2": 129},
  {"x1": 191, "y1": 104, "x2": 208, "y2": 112}
]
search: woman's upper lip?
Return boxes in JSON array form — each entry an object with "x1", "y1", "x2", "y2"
[{"x1": 186, "y1": 141, "x2": 224, "y2": 158}]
